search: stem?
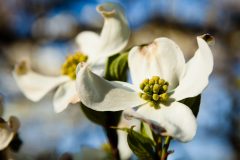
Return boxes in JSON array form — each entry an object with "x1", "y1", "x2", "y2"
[
  {"x1": 104, "y1": 126, "x2": 120, "y2": 160},
  {"x1": 0, "y1": 148, "x2": 9, "y2": 160},
  {"x1": 80, "y1": 103, "x2": 121, "y2": 160},
  {"x1": 161, "y1": 136, "x2": 171, "y2": 160},
  {"x1": 104, "y1": 111, "x2": 122, "y2": 160},
  {"x1": 152, "y1": 131, "x2": 162, "y2": 159},
  {"x1": 156, "y1": 136, "x2": 162, "y2": 158}
]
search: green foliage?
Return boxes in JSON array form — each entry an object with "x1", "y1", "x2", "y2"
[
  {"x1": 104, "y1": 52, "x2": 128, "y2": 81},
  {"x1": 117, "y1": 127, "x2": 156, "y2": 160},
  {"x1": 140, "y1": 122, "x2": 154, "y2": 141},
  {"x1": 179, "y1": 95, "x2": 201, "y2": 117},
  {"x1": 80, "y1": 103, "x2": 122, "y2": 127}
]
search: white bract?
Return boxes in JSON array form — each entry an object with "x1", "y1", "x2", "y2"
[
  {"x1": 76, "y1": 36, "x2": 213, "y2": 142},
  {"x1": 13, "y1": 2, "x2": 130, "y2": 113},
  {"x1": 117, "y1": 114, "x2": 141, "y2": 159},
  {"x1": 0, "y1": 116, "x2": 20, "y2": 150}
]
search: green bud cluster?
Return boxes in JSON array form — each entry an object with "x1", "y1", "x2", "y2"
[{"x1": 139, "y1": 76, "x2": 169, "y2": 109}]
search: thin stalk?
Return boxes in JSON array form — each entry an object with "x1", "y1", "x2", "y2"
[
  {"x1": 152, "y1": 131, "x2": 162, "y2": 159},
  {"x1": 0, "y1": 148, "x2": 9, "y2": 160},
  {"x1": 161, "y1": 136, "x2": 171, "y2": 160},
  {"x1": 156, "y1": 136, "x2": 162, "y2": 158},
  {"x1": 104, "y1": 111, "x2": 121, "y2": 160},
  {"x1": 104, "y1": 126, "x2": 120, "y2": 160}
]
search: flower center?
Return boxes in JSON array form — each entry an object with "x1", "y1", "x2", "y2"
[
  {"x1": 61, "y1": 51, "x2": 88, "y2": 79},
  {"x1": 139, "y1": 76, "x2": 169, "y2": 109}
]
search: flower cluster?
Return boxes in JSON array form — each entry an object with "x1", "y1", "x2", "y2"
[
  {"x1": 0, "y1": 98, "x2": 21, "y2": 159},
  {"x1": 13, "y1": 2, "x2": 130, "y2": 113},
  {"x1": 12, "y1": 2, "x2": 214, "y2": 160},
  {"x1": 139, "y1": 76, "x2": 170, "y2": 109},
  {"x1": 76, "y1": 36, "x2": 214, "y2": 142}
]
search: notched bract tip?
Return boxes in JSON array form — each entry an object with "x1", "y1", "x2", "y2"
[
  {"x1": 14, "y1": 61, "x2": 29, "y2": 75},
  {"x1": 200, "y1": 33, "x2": 215, "y2": 46},
  {"x1": 8, "y1": 116, "x2": 20, "y2": 132},
  {"x1": 97, "y1": 4, "x2": 116, "y2": 17}
]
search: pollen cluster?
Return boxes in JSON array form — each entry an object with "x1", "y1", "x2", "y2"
[
  {"x1": 61, "y1": 51, "x2": 88, "y2": 79},
  {"x1": 139, "y1": 76, "x2": 169, "y2": 109}
]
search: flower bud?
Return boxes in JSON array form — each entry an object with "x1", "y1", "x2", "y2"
[
  {"x1": 143, "y1": 85, "x2": 150, "y2": 92},
  {"x1": 140, "y1": 83, "x2": 145, "y2": 90},
  {"x1": 138, "y1": 92, "x2": 143, "y2": 97},
  {"x1": 162, "y1": 85, "x2": 168, "y2": 92},
  {"x1": 152, "y1": 94, "x2": 159, "y2": 101},
  {"x1": 152, "y1": 76, "x2": 160, "y2": 83},
  {"x1": 142, "y1": 93, "x2": 151, "y2": 100},
  {"x1": 148, "y1": 101, "x2": 155, "y2": 107},
  {"x1": 143, "y1": 79, "x2": 149, "y2": 84},
  {"x1": 158, "y1": 79, "x2": 165, "y2": 85},
  {"x1": 153, "y1": 84, "x2": 160, "y2": 93},
  {"x1": 149, "y1": 79, "x2": 155, "y2": 85},
  {"x1": 160, "y1": 93, "x2": 169, "y2": 102}
]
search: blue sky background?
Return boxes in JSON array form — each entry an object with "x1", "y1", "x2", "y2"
[{"x1": 0, "y1": 0, "x2": 240, "y2": 160}]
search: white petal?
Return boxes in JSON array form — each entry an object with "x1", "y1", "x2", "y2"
[
  {"x1": 118, "y1": 115, "x2": 140, "y2": 160},
  {"x1": 128, "y1": 38, "x2": 185, "y2": 89},
  {"x1": 76, "y1": 66, "x2": 145, "y2": 111},
  {"x1": 171, "y1": 37, "x2": 214, "y2": 101},
  {"x1": 89, "y1": 56, "x2": 106, "y2": 77},
  {"x1": 123, "y1": 108, "x2": 165, "y2": 134},
  {"x1": 13, "y1": 63, "x2": 70, "y2": 101},
  {"x1": 75, "y1": 31, "x2": 100, "y2": 59},
  {"x1": 112, "y1": 81, "x2": 142, "y2": 92},
  {"x1": 0, "y1": 126, "x2": 14, "y2": 150},
  {"x1": 0, "y1": 116, "x2": 19, "y2": 150},
  {"x1": 136, "y1": 102, "x2": 197, "y2": 142},
  {"x1": 75, "y1": 3, "x2": 130, "y2": 60},
  {"x1": 53, "y1": 81, "x2": 80, "y2": 113},
  {"x1": 117, "y1": 130, "x2": 131, "y2": 159},
  {"x1": 76, "y1": 3, "x2": 130, "y2": 76},
  {"x1": 96, "y1": 2, "x2": 130, "y2": 58}
]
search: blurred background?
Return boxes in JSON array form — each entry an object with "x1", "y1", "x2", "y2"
[{"x1": 0, "y1": 0, "x2": 240, "y2": 159}]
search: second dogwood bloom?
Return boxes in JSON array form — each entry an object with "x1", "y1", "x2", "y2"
[
  {"x1": 76, "y1": 36, "x2": 213, "y2": 142},
  {"x1": 12, "y1": 2, "x2": 130, "y2": 113}
]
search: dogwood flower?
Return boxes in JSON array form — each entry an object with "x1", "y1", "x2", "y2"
[
  {"x1": 76, "y1": 36, "x2": 213, "y2": 142},
  {"x1": 0, "y1": 116, "x2": 20, "y2": 150},
  {"x1": 12, "y1": 2, "x2": 130, "y2": 113}
]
